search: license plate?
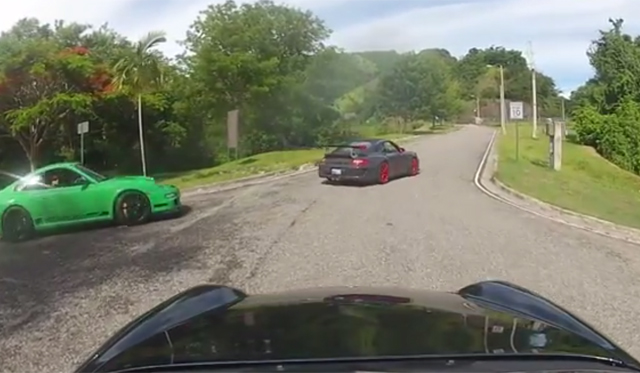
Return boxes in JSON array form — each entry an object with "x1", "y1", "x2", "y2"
[{"x1": 331, "y1": 168, "x2": 342, "y2": 175}]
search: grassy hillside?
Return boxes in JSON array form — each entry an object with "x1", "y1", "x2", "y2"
[{"x1": 497, "y1": 124, "x2": 640, "y2": 229}]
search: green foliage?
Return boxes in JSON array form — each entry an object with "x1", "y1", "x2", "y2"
[
  {"x1": 455, "y1": 46, "x2": 560, "y2": 112},
  {"x1": 571, "y1": 18, "x2": 640, "y2": 175},
  {"x1": 374, "y1": 51, "x2": 464, "y2": 121},
  {"x1": 0, "y1": 0, "x2": 563, "y2": 178},
  {"x1": 572, "y1": 104, "x2": 605, "y2": 147},
  {"x1": 112, "y1": 31, "x2": 166, "y2": 95}
]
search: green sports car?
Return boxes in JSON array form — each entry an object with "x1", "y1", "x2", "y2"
[{"x1": 0, "y1": 162, "x2": 182, "y2": 242}]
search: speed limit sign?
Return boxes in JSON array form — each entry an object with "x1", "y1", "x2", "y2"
[{"x1": 509, "y1": 102, "x2": 524, "y2": 119}]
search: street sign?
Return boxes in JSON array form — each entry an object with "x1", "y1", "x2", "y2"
[
  {"x1": 77, "y1": 121, "x2": 89, "y2": 134},
  {"x1": 77, "y1": 121, "x2": 89, "y2": 164},
  {"x1": 227, "y1": 110, "x2": 239, "y2": 148},
  {"x1": 509, "y1": 102, "x2": 524, "y2": 120}
]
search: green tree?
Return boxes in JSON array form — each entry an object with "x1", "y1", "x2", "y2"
[
  {"x1": 374, "y1": 51, "x2": 462, "y2": 122},
  {"x1": 303, "y1": 47, "x2": 376, "y2": 107},
  {"x1": 572, "y1": 18, "x2": 640, "y2": 174},
  {"x1": 455, "y1": 46, "x2": 560, "y2": 117},
  {"x1": 586, "y1": 18, "x2": 640, "y2": 112},
  {"x1": 355, "y1": 50, "x2": 404, "y2": 76},
  {"x1": 112, "y1": 31, "x2": 167, "y2": 176},
  {"x1": 0, "y1": 20, "x2": 106, "y2": 170},
  {"x1": 182, "y1": 0, "x2": 331, "y2": 154}
]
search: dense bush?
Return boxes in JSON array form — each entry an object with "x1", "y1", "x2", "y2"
[{"x1": 571, "y1": 19, "x2": 640, "y2": 174}]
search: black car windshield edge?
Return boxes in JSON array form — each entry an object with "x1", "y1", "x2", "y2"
[{"x1": 100, "y1": 353, "x2": 640, "y2": 373}]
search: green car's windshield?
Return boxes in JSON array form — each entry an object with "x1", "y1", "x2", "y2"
[
  {"x1": 76, "y1": 165, "x2": 108, "y2": 182},
  {"x1": 0, "y1": 173, "x2": 14, "y2": 189}
]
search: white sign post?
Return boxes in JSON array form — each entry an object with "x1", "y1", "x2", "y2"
[
  {"x1": 77, "y1": 121, "x2": 89, "y2": 164},
  {"x1": 509, "y1": 101, "x2": 524, "y2": 120},
  {"x1": 509, "y1": 102, "x2": 524, "y2": 160}
]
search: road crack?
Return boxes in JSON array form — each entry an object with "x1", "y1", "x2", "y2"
[{"x1": 245, "y1": 199, "x2": 317, "y2": 280}]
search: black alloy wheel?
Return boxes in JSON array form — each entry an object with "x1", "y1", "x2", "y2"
[
  {"x1": 1, "y1": 206, "x2": 35, "y2": 242},
  {"x1": 115, "y1": 191, "x2": 151, "y2": 226}
]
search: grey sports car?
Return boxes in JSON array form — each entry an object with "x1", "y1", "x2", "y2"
[{"x1": 318, "y1": 138, "x2": 420, "y2": 184}]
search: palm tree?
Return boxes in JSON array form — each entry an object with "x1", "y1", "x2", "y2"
[{"x1": 112, "y1": 31, "x2": 167, "y2": 176}]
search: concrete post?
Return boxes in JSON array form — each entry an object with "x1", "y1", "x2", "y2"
[{"x1": 548, "y1": 119, "x2": 562, "y2": 171}]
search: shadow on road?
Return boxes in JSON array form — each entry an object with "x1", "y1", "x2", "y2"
[
  {"x1": 321, "y1": 180, "x2": 369, "y2": 188},
  {"x1": 0, "y1": 203, "x2": 220, "y2": 339},
  {"x1": 321, "y1": 174, "x2": 416, "y2": 188},
  {"x1": 21, "y1": 205, "x2": 194, "y2": 242}
]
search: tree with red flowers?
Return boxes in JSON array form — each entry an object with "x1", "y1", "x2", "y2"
[{"x1": 0, "y1": 27, "x2": 112, "y2": 170}]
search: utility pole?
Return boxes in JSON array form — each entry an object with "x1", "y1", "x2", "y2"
[
  {"x1": 488, "y1": 63, "x2": 506, "y2": 134},
  {"x1": 137, "y1": 94, "x2": 147, "y2": 176},
  {"x1": 527, "y1": 41, "x2": 538, "y2": 138},
  {"x1": 499, "y1": 65, "x2": 506, "y2": 135},
  {"x1": 561, "y1": 97, "x2": 566, "y2": 121},
  {"x1": 531, "y1": 70, "x2": 537, "y2": 138}
]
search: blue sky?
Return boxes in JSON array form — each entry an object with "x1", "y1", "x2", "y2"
[{"x1": 2, "y1": 0, "x2": 640, "y2": 95}]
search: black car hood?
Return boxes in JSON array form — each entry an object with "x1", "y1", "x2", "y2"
[{"x1": 76, "y1": 280, "x2": 638, "y2": 372}]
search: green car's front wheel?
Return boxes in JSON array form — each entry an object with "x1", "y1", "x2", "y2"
[
  {"x1": 114, "y1": 191, "x2": 151, "y2": 226},
  {"x1": 1, "y1": 206, "x2": 35, "y2": 243}
]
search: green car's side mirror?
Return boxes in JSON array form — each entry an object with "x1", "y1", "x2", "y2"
[{"x1": 75, "y1": 177, "x2": 90, "y2": 187}]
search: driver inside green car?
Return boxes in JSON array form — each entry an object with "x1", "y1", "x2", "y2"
[{"x1": 50, "y1": 174, "x2": 60, "y2": 187}]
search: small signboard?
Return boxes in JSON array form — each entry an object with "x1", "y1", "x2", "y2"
[
  {"x1": 77, "y1": 121, "x2": 89, "y2": 134},
  {"x1": 509, "y1": 102, "x2": 524, "y2": 120},
  {"x1": 227, "y1": 110, "x2": 239, "y2": 148}
]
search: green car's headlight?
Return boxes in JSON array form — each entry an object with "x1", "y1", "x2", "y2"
[{"x1": 161, "y1": 184, "x2": 179, "y2": 199}]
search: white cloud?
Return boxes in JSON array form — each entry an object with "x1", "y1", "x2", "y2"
[
  {"x1": 1, "y1": 0, "x2": 639, "y2": 93},
  {"x1": 0, "y1": 0, "x2": 218, "y2": 58},
  {"x1": 0, "y1": 0, "x2": 353, "y2": 58},
  {"x1": 122, "y1": 0, "x2": 217, "y2": 57},
  {"x1": 0, "y1": 0, "x2": 132, "y2": 28}
]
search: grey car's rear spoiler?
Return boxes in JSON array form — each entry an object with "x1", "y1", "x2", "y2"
[
  {"x1": 323, "y1": 144, "x2": 367, "y2": 149},
  {"x1": 323, "y1": 144, "x2": 368, "y2": 158}
]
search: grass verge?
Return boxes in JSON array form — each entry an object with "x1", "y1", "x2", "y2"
[
  {"x1": 158, "y1": 149, "x2": 325, "y2": 189},
  {"x1": 496, "y1": 123, "x2": 640, "y2": 229},
  {"x1": 160, "y1": 125, "x2": 456, "y2": 189}
]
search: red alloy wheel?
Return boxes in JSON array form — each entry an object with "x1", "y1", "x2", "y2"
[
  {"x1": 410, "y1": 158, "x2": 419, "y2": 176},
  {"x1": 379, "y1": 162, "x2": 389, "y2": 184}
]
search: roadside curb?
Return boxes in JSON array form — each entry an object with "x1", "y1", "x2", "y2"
[
  {"x1": 181, "y1": 165, "x2": 316, "y2": 198},
  {"x1": 473, "y1": 129, "x2": 640, "y2": 246},
  {"x1": 182, "y1": 134, "x2": 423, "y2": 198}
]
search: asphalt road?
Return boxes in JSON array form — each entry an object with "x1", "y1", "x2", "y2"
[{"x1": 3, "y1": 125, "x2": 640, "y2": 372}]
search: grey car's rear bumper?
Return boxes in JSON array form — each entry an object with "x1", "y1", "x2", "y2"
[{"x1": 318, "y1": 165, "x2": 376, "y2": 183}]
